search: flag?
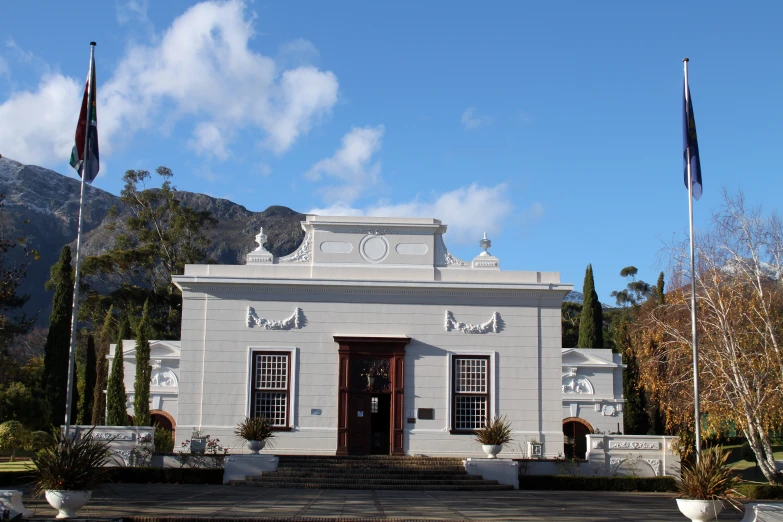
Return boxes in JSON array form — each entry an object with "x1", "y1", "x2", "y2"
[
  {"x1": 682, "y1": 81, "x2": 701, "y2": 200},
  {"x1": 69, "y1": 50, "x2": 99, "y2": 183}
]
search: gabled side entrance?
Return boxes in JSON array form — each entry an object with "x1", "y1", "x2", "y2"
[{"x1": 335, "y1": 335, "x2": 409, "y2": 455}]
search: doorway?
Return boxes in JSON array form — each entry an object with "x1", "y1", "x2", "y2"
[
  {"x1": 563, "y1": 417, "x2": 593, "y2": 459},
  {"x1": 335, "y1": 335, "x2": 409, "y2": 456}
]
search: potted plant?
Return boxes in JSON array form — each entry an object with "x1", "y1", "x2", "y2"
[
  {"x1": 527, "y1": 439, "x2": 544, "y2": 458},
  {"x1": 32, "y1": 428, "x2": 111, "y2": 519},
  {"x1": 189, "y1": 429, "x2": 207, "y2": 454},
  {"x1": 675, "y1": 445, "x2": 742, "y2": 522},
  {"x1": 474, "y1": 416, "x2": 513, "y2": 459},
  {"x1": 234, "y1": 416, "x2": 274, "y2": 454}
]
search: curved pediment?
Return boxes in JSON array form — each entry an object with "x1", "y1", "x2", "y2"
[{"x1": 561, "y1": 374, "x2": 594, "y2": 395}]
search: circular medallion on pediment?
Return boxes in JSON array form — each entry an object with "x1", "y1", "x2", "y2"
[{"x1": 359, "y1": 235, "x2": 389, "y2": 263}]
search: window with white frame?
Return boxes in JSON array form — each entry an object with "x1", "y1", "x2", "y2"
[
  {"x1": 251, "y1": 352, "x2": 290, "y2": 427},
  {"x1": 452, "y1": 356, "x2": 490, "y2": 431}
]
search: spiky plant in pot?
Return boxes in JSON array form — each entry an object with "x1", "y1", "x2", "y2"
[
  {"x1": 33, "y1": 428, "x2": 112, "y2": 518},
  {"x1": 474, "y1": 416, "x2": 513, "y2": 458},
  {"x1": 234, "y1": 416, "x2": 275, "y2": 453},
  {"x1": 675, "y1": 446, "x2": 743, "y2": 521}
]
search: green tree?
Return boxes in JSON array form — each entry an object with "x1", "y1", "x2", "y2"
[
  {"x1": 81, "y1": 167, "x2": 216, "y2": 339},
  {"x1": 0, "y1": 193, "x2": 37, "y2": 382},
  {"x1": 653, "y1": 271, "x2": 666, "y2": 305},
  {"x1": 92, "y1": 306, "x2": 114, "y2": 425},
  {"x1": 0, "y1": 420, "x2": 30, "y2": 461},
  {"x1": 561, "y1": 301, "x2": 581, "y2": 348},
  {"x1": 43, "y1": 245, "x2": 73, "y2": 427},
  {"x1": 577, "y1": 264, "x2": 603, "y2": 348},
  {"x1": 133, "y1": 300, "x2": 152, "y2": 426},
  {"x1": 610, "y1": 266, "x2": 651, "y2": 307},
  {"x1": 78, "y1": 334, "x2": 96, "y2": 424},
  {"x1": 106, "y1": 315, "x2": 130, "y2": 426},
  {"x1": 0, "y1": 382, "x2": 50, "y2": 431}
]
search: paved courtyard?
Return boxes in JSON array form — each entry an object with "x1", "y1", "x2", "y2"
[{"x1": 17, "y1": 484, "x2": 746, "y2": 520}]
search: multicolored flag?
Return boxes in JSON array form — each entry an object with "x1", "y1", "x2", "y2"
[
  {"x1": 682, "y1": 81, "x2": 702, "y2": 200},
  {"x1": 69, "y1": 50, "x2": 99, "y2": 183}
]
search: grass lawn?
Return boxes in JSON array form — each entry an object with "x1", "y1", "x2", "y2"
[
  {"x1": 0, "y1": 461, "x2": 34, "y2": 472},
  {"x1": 723, "y1": 443, "x2": 783, "y2": 482}
]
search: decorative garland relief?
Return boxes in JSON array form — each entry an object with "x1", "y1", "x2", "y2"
[
  {"x1": 444, "y1": 310, "x2": 501, "y2": 334},
  {"x1": 247, "y1": 307, "x2": 303, "y2": 330}
]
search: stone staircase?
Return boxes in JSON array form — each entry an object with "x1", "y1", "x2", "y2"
[{"x1": 231, "y1": 455, "x2": 514, "y2": 490}]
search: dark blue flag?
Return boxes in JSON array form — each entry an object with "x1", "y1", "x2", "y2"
[{"x1": 683, "y1": 82, "x2": 702, "y2": 200}]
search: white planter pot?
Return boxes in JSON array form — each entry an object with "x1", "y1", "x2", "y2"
[
  {"x1": 482, "y1": 444, "x2": 502, "y2": 459},
  {"x1": 45, "y1": 490, "x2": 91, "y2": 519},
  {"x1": 676, "y1": 498, "x2": 724, "y2": 522},
  {"x1": 247, "y1": 440, "x2": 266, "y2": 454}
]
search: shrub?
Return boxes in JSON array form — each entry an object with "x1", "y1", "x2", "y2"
[
  {"x1": 474, "y1": 416, "x2": 513, "y2": 446},
  {"x1": 518, "y1": 475, "x2": 677, "y2": 492},
  {"x1": 736, "y1": 483, "x2": 783, "y2": 500},
  {"x1": 28, "y1": 431, "x2": 54, "y2": 451},
  {"x1": 154, "y1": 426, "x2": 174, "y2": 454},
  {"x1": 0, "y1": 421, "x2": 30, "y2": 462}
]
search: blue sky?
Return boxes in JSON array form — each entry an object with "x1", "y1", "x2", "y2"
[{"x1": 2, "y1": 1, "x2": 782, "y2": 303}]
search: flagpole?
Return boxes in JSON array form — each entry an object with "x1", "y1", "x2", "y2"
[
  {"x1": 64, "y1": 41, "x2": 96, "y2": 437},
  {"x1": 684, "y1": 57, "x2": 701, "y2": 462}
]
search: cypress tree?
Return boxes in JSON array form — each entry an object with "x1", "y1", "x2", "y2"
[
  {"x1": 577, "y1": 264, "x2": 604, "y2": 348},
  {"x1": 78, "y1": 334, "x2": 96, "y2": 424},
  {"x1": 43, "y1": 245, "x2": 74, "y2": 427},
  {"x1": 656, "y1": 272, "x2": 666, "y2": 305},
  {"x1": 92, "y1": 306, "x2": 114, "y2": 425},
  {"x1": 106, "y1": 315, "x2": 130, "y2": 426},
  {"x1": 133, "y1": 300, "x2": 152, "y2": 427}
]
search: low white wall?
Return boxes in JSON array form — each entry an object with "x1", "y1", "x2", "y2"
[
  {"x1": 515, "y1": 435, "x2": 680, "y2": 477},
  {"x1": 65, "y1": 425, "x2": 155, "y2": 467},
  {"x1": 586, "y1": 434, "x2": 679, "y2": 477}
]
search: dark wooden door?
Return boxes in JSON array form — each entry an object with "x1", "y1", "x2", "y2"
[{"x1": 347, "y1": 394, "x2": 372, "y2": 455}]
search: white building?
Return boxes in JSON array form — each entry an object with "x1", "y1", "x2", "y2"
[
  {"x1": 561, "y1": 348, "x2": 625, "y2": 458},
  {"x1": 107, "y1": 215, "x2": 625, "y2": 458},
  {"x1": 107, "y1": 339, "x2": 181, "y2": 436}
]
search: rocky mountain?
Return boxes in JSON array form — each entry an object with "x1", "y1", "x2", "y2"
[
  {"x1": 0, "y1": 157, "x2": 305, "y2": 326},
  {"x1": 562, "y1": 291, "x2": 615, "y2": 309}
]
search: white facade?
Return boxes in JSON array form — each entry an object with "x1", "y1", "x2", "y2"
[
  {"x1": 107, "y1": 339, "x2": 180, "y2": 430},
  {"x1": 561, "y1": 348, "x2": 625, "y2": 435},
  {"x1": 166, "y1": 215, "x2": 572, "y2": 457}
]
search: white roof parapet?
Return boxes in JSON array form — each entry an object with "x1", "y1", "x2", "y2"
[
  {"x1": 246, "y1": 227, "x2": 274, "y2": 265},
  {"x1": 471, "y1": 232, "x2": 499, "y2": 270}
]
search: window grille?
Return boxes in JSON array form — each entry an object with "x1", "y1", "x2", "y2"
[
  {"x1": 452, "y1": 356, "x2": 490, "y2": 431},
  {"x1": 251, "y1": 352, "x2": 290, "y2": 427}
]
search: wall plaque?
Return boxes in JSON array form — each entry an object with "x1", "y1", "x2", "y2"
[{"x1": 417, "y1": 408, "x2": 435, "y2": 420}]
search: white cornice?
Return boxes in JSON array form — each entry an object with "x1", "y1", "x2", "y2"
[{"x1": 172, "y1": 277, "x2": 572, "y2": 299}]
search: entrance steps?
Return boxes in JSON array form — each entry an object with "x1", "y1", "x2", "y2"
[{"x1": 230, "y1": 455, "x2": 514, "y2": 490}]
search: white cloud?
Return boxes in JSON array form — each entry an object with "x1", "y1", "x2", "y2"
[
  {"x1": 188, "y1": 122, "x2": 230, "y2": 160},
  {"x1": 310, "y1": 183, "x2": 521, "y2": 245},
  {"x1": 0, "y1": 73, "x2": 81, "y2": 164},
  {"x1": 461, "y1": 107, "x2": 492, "y2": 130},
  {"x1": 277, "y1": 38, "x2": 320, "y2": 69},
  {"x1": 0, "y1": 1, "x2": 339, "y2": 166},
  {"x1": 306, "y1": 125, "x2": 384, "y2": 203},
  {"x1": 102, "y1": 0, "x2": 338, "y2": 156},
  {"x1": 116, "y1": 0, "x2": 149, "y2": 24}
]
